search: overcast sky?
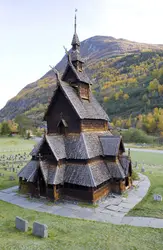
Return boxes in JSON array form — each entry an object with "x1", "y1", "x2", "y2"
[{"x1": 0, "y1": 0, "x2": 163, "y2": 109}]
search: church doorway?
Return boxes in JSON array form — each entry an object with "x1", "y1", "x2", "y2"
[{"x1": 125, "y1": 177, "x2": 129, "y2": 188}]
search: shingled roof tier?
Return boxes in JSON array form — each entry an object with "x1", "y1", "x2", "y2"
[
  {"x1": 31, "y1": 132, "x2": 114, "y2": 160},
  {"x1": 106, "y1": 161, "x2": 125, "y2": 179},
  {"x1": 100, "y1": 136, "x2": 125, "y2": 156},
  {"x1": 119, "y1": 155, "x2": 131, "y2": 176},
  {"x1": 40, "y1": 160, "x2": 65, "y2": 185},
  {"x1": 19, "y1": 158, "x2": 126, "y2": 187},
  {"x1": 64, "y1": 160, "x2": 111, "y2": 187},
  {"x1": 18, "y1": 160, "x2": 39, "y2": 182},
  {"x1": 30, "y1": 137, "x2": 45, "y2": 157}
]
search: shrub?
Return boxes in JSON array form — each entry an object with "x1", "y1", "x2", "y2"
[
  {"x1": 121, "y1": 128, "x2": 154, "y2": 144},
  {"x1": 132, "y1": 170, "x2": 140, "y2": 180}
]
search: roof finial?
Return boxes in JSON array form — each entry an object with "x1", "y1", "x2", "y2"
[
  {"x1": 74, "y1": 8, "x2": 77, "y2": 34},
  {"x1": 49, "y1": 65, "x2": 61, "y2": 85},
  {"x1": 63, "y1": 46, "x2": 71, "y2": 64}
]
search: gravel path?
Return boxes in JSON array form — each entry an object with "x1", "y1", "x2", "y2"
[{"x1": 1, "y1": 174, "x2": 161, "y2": 228}]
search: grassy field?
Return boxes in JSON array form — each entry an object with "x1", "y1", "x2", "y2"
[
  {"x1": 128, "y1": 149, "x2": 163, "y2": 219},
  {"x1": 0, "y1": 200, "x2": 163, "y2": 250},
  {"x1": 128, "y1": 163, "x2": 163, "y2": 218},
  {"x1": 130, "y1": 150, "x2": 163, "y2": 165},
  {"x1": 0, "y1": 136, "x2": 35, "y2": 153},
  {"x1": 0, "y1": 169, "x2": 18, "y2": 190}
]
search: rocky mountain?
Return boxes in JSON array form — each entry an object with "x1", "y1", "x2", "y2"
[{"x1": 1, "y1": 35, "x2": 163, "y2": 124}]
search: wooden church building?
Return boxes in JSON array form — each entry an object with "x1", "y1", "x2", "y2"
[{"x1": 18, "y1": 15, "x2": 132, "y2": 203}]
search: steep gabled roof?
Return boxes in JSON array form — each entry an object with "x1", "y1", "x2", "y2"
[
  {"x1": 40, "y1": 160, "x2": 65, "y2": 185},
  {"x1": 106, "y1": 161, "x2": 125, "y2": 179},
  {"x1": 30, "y1": 137, "x2": 45, "y2": 156},
  {"x1": 46, "y1": 135, "x2": 66, "y2": 160},
  {"x1": 60, "y1": 80, "x2": 109, "y2": 120},
  {"x1": 44, "y1": 79, "x2": 109, "y2": 121},
  {"x1": 99, "y1": 136, "x2": 125, "y2": 156},
  {"x1": 18, "y1": 160, "x2": 39, "y2": 182},
  {"x1": 61, "y1": 59, "x2": 90, "y2": 84},
  {"x1": 119, "y1": 155, "x2": 132, "y2": 176}
]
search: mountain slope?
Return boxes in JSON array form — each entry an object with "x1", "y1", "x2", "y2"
[{"x1": 0, "y1": 35, "x2": 163, "y2": 123}]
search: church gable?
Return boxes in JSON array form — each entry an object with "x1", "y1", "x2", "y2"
[
  {"x1": 62, "y1": 64, "x2": 78, "y2": 83},
  {"x1": 46, "y1": 87, "x2": 81, "y2": 134}
]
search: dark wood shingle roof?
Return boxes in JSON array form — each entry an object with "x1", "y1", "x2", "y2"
[
  {"x1": 64, "y1": 160, "x2": 111, "y2": 187},
  {"x1": 18, "y1": 160, "x2": 39, "y2": 182},
  {"x1": 100, "y1": 135, "x2": 125, "y2": 156},
  {"x1": 40, "y1": 160, "x2": 65, "y2": 185}
]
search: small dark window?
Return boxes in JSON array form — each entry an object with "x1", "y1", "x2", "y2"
[
  {"x1": 58, "y1": 123, "x2": 66, "y2": 134},
  {"x1": 57, "y1": 119, "x2": 68, "y2": 135}
]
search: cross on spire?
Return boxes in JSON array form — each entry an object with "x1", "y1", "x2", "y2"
[{"x1": 71, "y1": 9, "x2": 80, "y2": 47}]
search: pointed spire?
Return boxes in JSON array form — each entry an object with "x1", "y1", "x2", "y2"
[
  {"x1": 71, "y1": 9, "x2": 80, "y2": 46},
  {"x1": 74, "y1": 9, "x2": 77, "y2": 33},
  {"x1": 71, "y1": 9, "x2": 84, "y2": 68}
]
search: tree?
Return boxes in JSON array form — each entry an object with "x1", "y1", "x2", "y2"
[
  {"x1": 123, "y1": 93, "x2": 129, "y2": 100},
  {"x1": 0, "y1": 121, "x2": 11, "y2": 135},
  {"x1": 158, "y1": 84, "x2": 163, "y2": 95},
  {"x1": 148, "y1": 78, "x2": 159, "y2": 92},
  {"x1": 15, "y1": 114, "x2": 34, "y2": 137},
  {"x1": 103, "y1": 96, "x2": 109, "y2": 102}
]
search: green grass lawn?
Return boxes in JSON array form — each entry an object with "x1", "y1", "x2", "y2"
[
  {"x1": 0, "y1": 136, "x2": 35, "y2": 153},
  {"x1": 128, "y1": 164, "x2": 163, "y2": 218},
  {"x1": 131, "y1": 150, "x2": 163, "y2": 165},
  {"x1": 0, "y1": 169, "x2": 18, "y2": 190},
  {"x1": 0, "y1": 200, "x2": 163, "y2": 250}
]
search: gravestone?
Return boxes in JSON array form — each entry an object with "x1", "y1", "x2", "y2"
[
  {"x1": 15, "y1": 216, "x2": 28, "y2": 232},
  {"x1": 32, "y1": 222, "x2": 48, "y2": 238},
  {"x1": 153, "y1": 194, "x2": 162, "y2": 201},
  {"x1": 9, "y1": 176, "x2": 15, "y2": 181},
  {"x1": 141, "y1": 166, "x2": 145, "y2": 172}
]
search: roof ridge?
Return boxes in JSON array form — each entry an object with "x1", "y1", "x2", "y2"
[
  {"x1": 27, "y1": 167, "x2": 37, "y2": 182},
  {"x1": 39, "y1": 160, "x2": 48, "y2": 184},
  {"x1": 45, "y1": 135, "x2": 59, "y2": 160},
  {"x1": 88, "y1": 163, "x2": 96, "y2": 187},
  {"x1": 81, "y1": 133, "x2": 90, "y2": 159},
  {"x1": 60, "y1": 81, "x2": 83, "y2": 118},
  {"x1": 17, "y1": 160, "x2": 32, "y2": 176}
]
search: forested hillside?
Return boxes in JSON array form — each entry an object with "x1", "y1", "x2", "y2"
[{"x1": 0, "y1": 36, "x2": 163, "y2": 134}]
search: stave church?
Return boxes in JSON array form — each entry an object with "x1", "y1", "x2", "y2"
[{"x1": 18, "y1": 15, "x2": 132, "y2": 203}]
